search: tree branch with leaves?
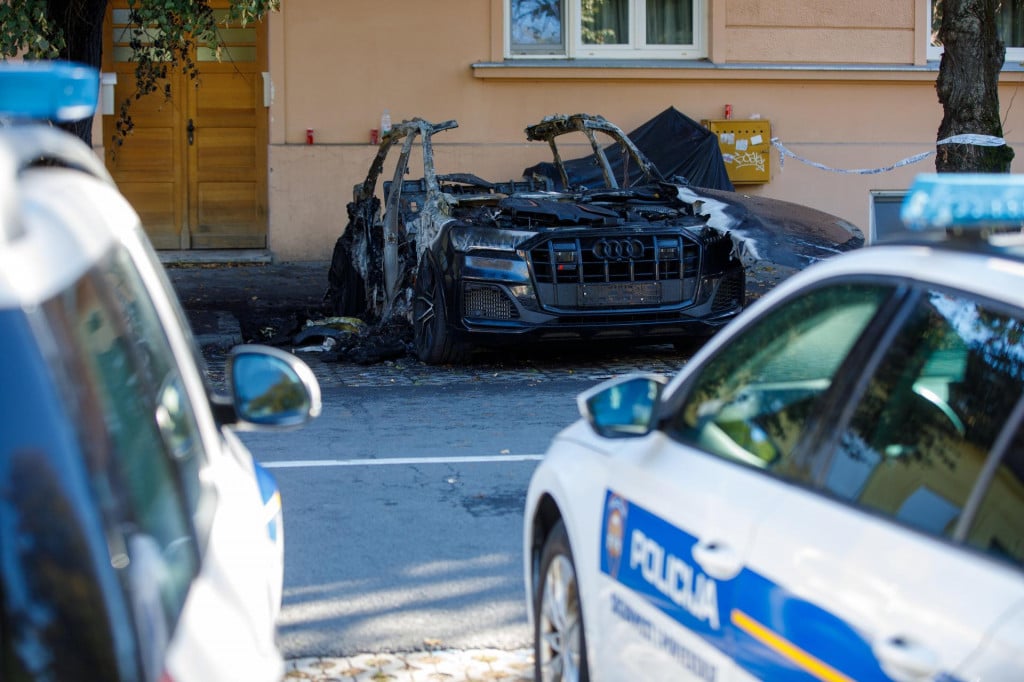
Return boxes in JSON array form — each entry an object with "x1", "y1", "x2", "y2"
[{"x1": 0, "y1": 0, "x2": 278, "y2": 143}]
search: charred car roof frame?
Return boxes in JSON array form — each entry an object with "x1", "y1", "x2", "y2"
[{"x1": 524, "y1": 113, "x2": 665, "y2": 191}]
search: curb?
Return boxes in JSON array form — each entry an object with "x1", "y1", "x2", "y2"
[{"x1": 286, "y1": 648, "x2": 533, "y2": 681}]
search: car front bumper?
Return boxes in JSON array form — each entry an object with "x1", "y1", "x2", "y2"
[{"x1": 452, "y1": 268, "x2": 744, "y2": 345}]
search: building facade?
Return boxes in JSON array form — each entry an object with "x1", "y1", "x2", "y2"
[{"x1": 97, "y1": 0, "x2": 1024, "y2": 261}]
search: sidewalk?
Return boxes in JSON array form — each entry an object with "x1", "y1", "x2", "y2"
[{"x1": 164, "y1": 259, "x2": 330, "y2": 351}]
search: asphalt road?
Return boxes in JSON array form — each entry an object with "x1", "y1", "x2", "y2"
[
  {"x1": 238, "y1": 378, "x2": 595, "y2": 658},
  {"x1": 167, "y1": 259, "x2": 694, "y2": 661}
]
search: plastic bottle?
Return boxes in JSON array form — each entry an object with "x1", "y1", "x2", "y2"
[{"x1": 381, "y1": 109, "x2": 392, "y2": 136}]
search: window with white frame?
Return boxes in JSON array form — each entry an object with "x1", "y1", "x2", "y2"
[
  {"x1": 508, "y1": 0, "x2": 705, "y2": 59},
  {"x1": 928, "y1": 0, "x2": 1024, "y2": 64}
]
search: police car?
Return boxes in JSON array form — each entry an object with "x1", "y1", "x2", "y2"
[
  {"x1": 524, "y1": 173, "x2": 1024, "y2": 681},
  {"x1": 0, "y1": 62, "x2": 320, "y2": 681}
]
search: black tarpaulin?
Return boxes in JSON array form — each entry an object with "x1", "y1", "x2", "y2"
[{"x1": 523, "y1": 107, "x2": 734, "y2": 191}]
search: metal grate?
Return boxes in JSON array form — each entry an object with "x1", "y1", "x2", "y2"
[
  {"x1": 712, "y1": 271, "x2": 744, "y2": 312},
  {"x1": 529, "y1": 233, "x2": 698, "y2": 285},
  {"x1": 463, "y1": 283, "x2": 518, "y2": 320}
]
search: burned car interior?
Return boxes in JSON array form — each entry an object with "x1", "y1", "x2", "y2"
[{"x1": 325, "y1": 113, "x2": 862, "y2": 365}]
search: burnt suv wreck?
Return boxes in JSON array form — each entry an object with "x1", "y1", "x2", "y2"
[{"x1": 326, "y1": 113, "x2": 751, "y2": 364}]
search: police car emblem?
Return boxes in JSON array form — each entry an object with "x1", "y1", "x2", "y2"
[{"x1": 603, "y1": 492, "x2": 629, "y2": 580}]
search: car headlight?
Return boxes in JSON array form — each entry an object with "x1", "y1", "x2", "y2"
[
  {"x1": 448, "y1": 225, "x2": 535, "y2": 252},
  {"x1": 462, "y1": 254, "x2": 531, "y2": 283}
]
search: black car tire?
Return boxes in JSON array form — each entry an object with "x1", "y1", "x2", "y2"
[
  {"x1": 535, "y1": 520, "x2": 590, "y2": 682},
  {"x1": 412, "y1": 255, "x2": 465, "y2": 364},
  {"x1": 326, "y1": 237, "x2": 366, "y2": 317}
]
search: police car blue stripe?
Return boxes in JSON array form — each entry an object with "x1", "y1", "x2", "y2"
[
  {"x1": 731, "y1": 608, "x2": 856, "y2": 682},
  {"x1": 600, "y1": 490, "x2": 964, "y2": 682},
  {"x1": 727, "y1": 570, "x2": 886, "y2": 681}
]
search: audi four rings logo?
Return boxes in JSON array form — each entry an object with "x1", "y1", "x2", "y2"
[{"x1": 592, "y1": 238, "x2": 645, "y2": 261}]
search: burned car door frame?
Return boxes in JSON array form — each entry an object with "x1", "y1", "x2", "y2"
[{"x1": 329, "y1": 118, "x2": 459, "y2": 326}]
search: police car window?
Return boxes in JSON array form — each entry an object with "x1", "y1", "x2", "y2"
[
  {"x1": 102, "y1": 247, "x2": 209, "y2": 532},
  {"x1": 40, "y1": 253, "x2": 199, "y2": 636},
  {"x1": 968, "y1": 426, "x2": 1024, "y2": 565},
  {"x1": 666, "y1": 283, "x2": 893, "y2": 476},
  {"x1": 0, "y1": 309, "x2": 134, "y2": 680},
  {"x1": 827, "y1": 290, "x2": 1024, "y2": 548}
]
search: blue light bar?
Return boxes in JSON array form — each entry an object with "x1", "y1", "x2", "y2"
[
  {"x1": 901, "y1": 173, "x2": 1024, "y2": 230},
  {"x1": 0, "y1": 61, "x2": 99, "y2": 122}
]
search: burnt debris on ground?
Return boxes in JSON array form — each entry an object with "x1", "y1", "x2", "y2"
[
  {"x1": 293, "y1": 317, "x2": 413, "y2": 365},
  {"x1": 166, "y1": 261, "x2": 421, "y2": 365},
  {"x1": 165, "y1": 260, "x2": 699, "y2": 367}
]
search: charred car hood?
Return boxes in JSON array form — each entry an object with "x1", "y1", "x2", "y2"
[
  {"x1": 683, "y1": 186, "x2": 864, "y2": 266},
  {"x1": 499, "y1": 195, "x2": 625, "y2": 227},
  {"x1": 458, "y1": 182, "x2": 863, "y2": 264},
  {"x1": 676, "y1": 185, "x2": 865, "y2": 298}
]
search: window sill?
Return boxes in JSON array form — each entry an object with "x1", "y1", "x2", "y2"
[{"x1": 471, "y1": 59, "x2": 1024, "y2": 81}]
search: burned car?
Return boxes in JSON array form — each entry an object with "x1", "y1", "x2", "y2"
[{"x1": 325, "y1": 113, "x2": 860, "y2": 364}]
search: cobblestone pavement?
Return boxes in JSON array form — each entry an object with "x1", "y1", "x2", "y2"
[
  {"x1": 297, "y1": 344, "x2": 686, "y2": 387},
  {"x1": 285, "y1": 649, "x2": 533, "y2": 681},
  {"x1": 200, "y1": 342, "x2": 692, "y2": 391}
]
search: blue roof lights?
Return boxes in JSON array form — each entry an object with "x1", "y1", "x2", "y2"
[
  {"x1": 0, "y1": 61, "x2": 99, "y2": 122},
  {"x1": 901, "y1": 173, "x2": 1024, "y2": 230}
]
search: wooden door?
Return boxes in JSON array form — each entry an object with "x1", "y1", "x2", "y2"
[{"x1": 103, "y1": 2, "x2": 268, "y2": 249}]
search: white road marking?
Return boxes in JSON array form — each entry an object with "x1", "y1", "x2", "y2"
[{"x1": 262, "y1": 454, "x2": 544, "y2": 469}]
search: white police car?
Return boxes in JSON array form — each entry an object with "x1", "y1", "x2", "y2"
[
  {"x1": 524, "y1": 173, "x2": 1024, "y2": 681},
  {"x1": 0, "y1": 62, "x2": 320, "y2": 681}
]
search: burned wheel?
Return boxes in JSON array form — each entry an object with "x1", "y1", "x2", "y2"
[
  {"x1": 326, "y1": 237, "x2": 366, "y2": 317},
  {"x1": 412, "y1": 256, "x2": 464, "y2": 364},
  {"x1": 535, "y1": 521, "x2": 589, "y2": 682}
]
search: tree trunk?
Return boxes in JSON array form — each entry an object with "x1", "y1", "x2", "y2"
[
  {"x1": 935, "y1": 0, "x2": 1014, "y2": 172},
  {"x1": 49, "y1": 0, "x2": 108, "y2": 142}
]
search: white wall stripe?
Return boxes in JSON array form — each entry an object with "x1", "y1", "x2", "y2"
[{"x1": 262, "y1": 454, "x2": 544, "y2": 468}]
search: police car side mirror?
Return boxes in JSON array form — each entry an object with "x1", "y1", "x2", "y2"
[
  {"x1": 221, "y1": 345, "x2": 322, "y2": 430},
  {"x1": 577, "y1": 373, "x2": 667, "y2": 439}
]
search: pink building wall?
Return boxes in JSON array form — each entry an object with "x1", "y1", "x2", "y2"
[{"x1": 260, "y1": 0, "x2": 1024, "y2": 260}]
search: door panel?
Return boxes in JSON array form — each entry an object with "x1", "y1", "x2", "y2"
[
  {"x1": 656, "y1": 281, "x2": 899, "y2": 679},
  {"x1": 745, "y1": 485, "x2": 1024, "y2": 681},
  {"x1": 198, "y1": 129, "x2": 258, "y2": 173},
  {"x1": 104, "y1": 66, "x2": 186, "y2": 248},
  {"x1": 594, "y1": 436, "x2": 755, "y2": 682},
  {"x1": 103, "y1": 2, "x2": 267, "y2": 250},
  {"x1": 190, "y1": 70, "x2": 266, "y2": 248},
  {"x1": 116, "y1": 182, "x2": 178, "y2": 241},
  {"x1": 804, "y1": 287, "x2": 1024, "y2": 681},
  {"x1": 195, "y1": 183, "x2": 262, "y2": 247}
]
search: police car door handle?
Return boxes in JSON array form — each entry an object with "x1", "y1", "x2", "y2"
[
  {"x1": 873, "y1": 635, "x2": 940, "y2": 680},
  {"x1": 691, "y1": 541, "x2": 743, "y2": 581}
]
